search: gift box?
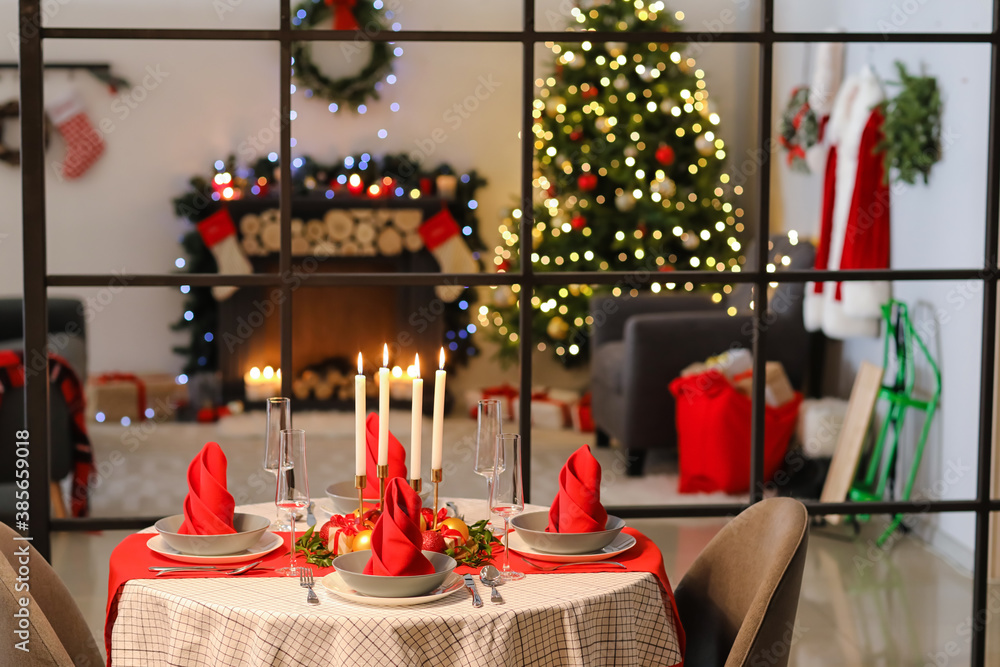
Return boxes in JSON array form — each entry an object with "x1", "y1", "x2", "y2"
[
  {"x1": 731, "y1": 362, "x2": 796, "y2": 408},
  {"x1": 465, "y1": 384, "x2": 518, "y2": 421},
  {"x1": 87, "y1": 373, "x2": 188, "y2": 423},
  {"x1": 670, "y1": 369, "x2": 801, "y2": 494},
  {"x1": 513, "y1": 388, "x2": 573, "y2": 429},
  {"x1": 570, "y1": 392, "x2": 594, "y2": 432}
]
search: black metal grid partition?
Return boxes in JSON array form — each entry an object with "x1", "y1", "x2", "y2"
[{"x1": 14, "y1": 0, "x2": 1000, "y2": 662}]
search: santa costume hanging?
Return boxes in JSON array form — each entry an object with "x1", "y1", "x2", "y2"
[{"x1": 804, "y1": 65, "x2": 891, "y2": 339}]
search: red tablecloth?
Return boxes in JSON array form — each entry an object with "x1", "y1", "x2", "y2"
[{"x1": 106, "y1": 527, "x2": 683, "y2": 666}]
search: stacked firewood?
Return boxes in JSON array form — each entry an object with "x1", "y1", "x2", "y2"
[
  {"x1": 238, "y1": 209, "x2": 425, "y2": 258},
  {"x1": 290, "y1": 358, "x2": 378, "y2": 402}
]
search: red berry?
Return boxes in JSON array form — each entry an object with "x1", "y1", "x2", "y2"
[
  {"x1": 421, "y1": 530, "x2": 447, "y2": 553},
  {"x1": 655, "y1": 145, "x2": 675, "y2": 166}
]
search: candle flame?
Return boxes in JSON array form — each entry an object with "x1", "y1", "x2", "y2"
[
  {"x1": 262, "y1": 366, "x2": 274, "y2": 380},
  {"x1": 383, "y1": 343, "x2": 389, "y2": 368},
  {"x1": 439, "y1": 347, "x2": 445, "y2": 370},
  {"x1": 249, "y1": 366, "x2": 261, "y2": 380},
  {"x1": 358, "y1": 352, "x2": 364, "y2": 375},
  {"x1": 414, "y1": 353, "x2": 420, "y2": 378}
]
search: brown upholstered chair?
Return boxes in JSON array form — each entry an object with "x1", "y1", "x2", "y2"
[
  {"x1": 674, "y1": 497, "x2": 809, "y2": 667},
  {"x1": 0, "y1": 523, "x2": 103, "y2": 666}
]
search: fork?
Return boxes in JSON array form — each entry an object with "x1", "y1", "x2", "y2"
[
  {"x1": 299, "y1": 567, "x2": 319, "y2": 604},
  {"x1": 522, "y1": 560, "x2": 627, "y2": 572}
]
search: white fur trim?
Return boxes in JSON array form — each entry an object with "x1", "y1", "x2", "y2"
[
  {"x1": 808, "y1": 42, "x2": 845, "y2": 116},
  {"x1": 841, "y1": 281, "x2": 890, "y2": 319},
  {"x1": 803, "y1": 283, "x2": 825, "y2": 332},
  {"x1": 45, "y1": 91, "x2": 84, "y2": 125},
  {"x1": 821, "y1": 293, "x2": 880, "y2": 339}
]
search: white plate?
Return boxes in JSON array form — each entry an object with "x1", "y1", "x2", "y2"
[
  {"x1": 320, "y1": 571, "x2": 465, "y2": 606},
  {"x1": 506, "y1": 531, "x2": 637, "y2": 563},
  {"x1": 147, "y1": 531, "x2": 283, "y2": 564}
]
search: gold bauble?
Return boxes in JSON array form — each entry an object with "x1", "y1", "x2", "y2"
[
  {"x1": 696, "y1": 135, "x2": 714, "y2": 157},
  {"x1": 547, "y1": 316, "x2": 570, "y2": 340},
  {"x1": 351, "y1": 529, "x2": 373, "y2": 552}
]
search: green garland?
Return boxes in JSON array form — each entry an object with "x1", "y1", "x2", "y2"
[
  {"x1": 879, "y1": 61, "x2": 942, "y2": 186},
  {"x1": 171, "y1": 152, "x2": 487, "y2": 375},
  {"x1": 291, "y1": 0, "x2": 395, "y2": 109}
]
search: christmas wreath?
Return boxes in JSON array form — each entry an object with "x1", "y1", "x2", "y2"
[
  {"x1": 291, "y1": 0, "x2": 395, "y2": 110},
  {"x1": 778, "y1": 87, "x2": 820, "y2": 173},
  {"x1": 879, "y1": 61, "x2": 942, "y2": 185}
]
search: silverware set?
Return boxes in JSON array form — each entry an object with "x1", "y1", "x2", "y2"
[
  {"x1": 300, "y1": 567, "x2": 319, "y2": 604},
  {"x1": 148, "y1": 560, "x2": 267, "y2": 576}
]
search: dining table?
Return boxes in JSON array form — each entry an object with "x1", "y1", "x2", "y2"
[{"x1": 106, "y1": 497, "x2": 684, "y2": 667}]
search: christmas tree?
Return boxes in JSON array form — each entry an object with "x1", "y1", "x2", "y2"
[{"x1": 484, "y1": 1, "x2": 745, "y2": 366}]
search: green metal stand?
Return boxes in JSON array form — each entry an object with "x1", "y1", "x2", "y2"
[{"x1": 847, "y1": 300, "x2": 941, "y2": 547}]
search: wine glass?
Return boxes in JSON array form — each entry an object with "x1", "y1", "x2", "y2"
[
  {"x1": 489, "y1": 433, "x2": 525, "y2": 582},
  {"x1": 276, "y1": 428, "x2": 310, "y2": 576},
  {"x1": 474, "y1": 399, "x2": 504, "y2": 530},
  {"x1": 263, "y1": 397, "x2": 291, "y2": 530}
]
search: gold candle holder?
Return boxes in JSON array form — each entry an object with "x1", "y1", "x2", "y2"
[
  {"x1": 431, "y1": 468, "x2": 443, "y2": 528},
  {"x1": 377, "y1": 464, "x2": 389, "y2": 505},
  {"x1": 355, "y1": 474, "x2": 366, "y2": 522},
  {"x1": 409, "y1": 478, "x2": 422, "y2": 493}
]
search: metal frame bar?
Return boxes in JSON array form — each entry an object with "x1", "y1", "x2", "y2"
[{"x1": 16, "y1": 2, "x2": 1000, "y2": 663}]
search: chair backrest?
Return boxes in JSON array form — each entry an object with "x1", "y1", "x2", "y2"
[
  {"x1": 673, "y1": 497, "x2": 809, "y2": 667},
  {"x1": 0, "y1": 523, "x2": 103, "y2": 666}
]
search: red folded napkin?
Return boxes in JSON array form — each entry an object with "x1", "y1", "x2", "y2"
[
  {"x1": 177, "y1": 442, "x2": 236, "y2": 535},
  {"x1": 363, "y1": 478, "x2": 434, "y2": 576},
  {"x1": 363, "y1": 412, "x2": 408, "y2": 497},
  {"x1": 546, "y1": 444, "x2": 608, "y2": 533}
]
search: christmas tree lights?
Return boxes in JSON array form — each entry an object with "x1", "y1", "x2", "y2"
[{"x1": 486, "y1": 1, "x2": 745, "y2": 366}]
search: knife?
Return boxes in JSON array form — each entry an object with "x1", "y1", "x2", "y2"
[{"x1": 463, "y1": 574, "x2": 483, "y2": 608}]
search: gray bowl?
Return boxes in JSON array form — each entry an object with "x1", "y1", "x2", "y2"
[
  {"x1": 510, "y1": 511, "x2": 626, "y2": 554},
  {"x1": 154, "y1": 513, "x2": 270, "y2": 556},
  {"x1": 326, "y1": 480, "x2": 430, "y2": 515},
  {"x1": 333, "y1": 550, "x2": 456, "y2": 598}
]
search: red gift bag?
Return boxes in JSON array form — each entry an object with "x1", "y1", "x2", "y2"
[{"x1": 669, "y1": 370, "x2": 801, "y2": 494}]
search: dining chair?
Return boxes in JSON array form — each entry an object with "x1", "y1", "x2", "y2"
[
  {"x1": 673, "y1": 497, "x2": 809, "y2": 667},
  {"x1": 0, "y1": 522, "x2": 103, "y2": 666}
]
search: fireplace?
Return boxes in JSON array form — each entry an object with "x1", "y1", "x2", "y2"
[{"x1": 216, "y1": 199, "x2": 448, "y2": 407}]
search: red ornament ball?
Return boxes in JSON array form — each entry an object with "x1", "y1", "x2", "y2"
[
  {"x1": 581, "y1": 86, "x2": 599, "y2": 100},
  {"x1": 547, "y1": 184, "x2": 557, "y2": 197},
  {"x1": 577, "y1": 173, "x2": 598, "y2": 191},
  {"x1": 419, "y1": 177, "x2": 434, "y2": 196},
  {"x1": 569, "y1": 128, "x2": 583, "y2": 141},
  {"x1": 658, "y1": 265, "x2": 676, "y2": 272},
  {"x1": 571, "y1": 215, "x2": 587, "y2": 230},
  {"x1": 655, "y1": 145, "x2": 676, "y2": 166}
]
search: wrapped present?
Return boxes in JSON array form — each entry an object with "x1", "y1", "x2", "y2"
[
  {"x1": 465, "y1": 383, "x2": 519, "y2": 420},
  {"x1": 513, "y1": 389, "x2": 573, "y2": 429},
  {"x1": 571, "y1": 392, "x2": 594, "y2": 432},
  {"x1": 87, "y1": 372, "x2": 187, "y2": 422},
  {"x1": 731, "y1": 362, "x2": 796, "y2": 407}
]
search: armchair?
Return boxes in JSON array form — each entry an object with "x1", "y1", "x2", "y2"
[{"x1": 589, "y1": 235, "x2": 817, "y2": 476}]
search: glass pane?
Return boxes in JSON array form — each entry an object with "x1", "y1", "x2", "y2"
[
  {"x1": 771, "y1": 43, "x2": 989, "y2": 270},
  {"x1": 43, "y1": 0, "x2": 278, "y2": 30},
  {"x1": 775, "y1": 0, "x2": 992, "y2": 33},
  {"x1": 535, "y1": 0, "x2": 761, "y2": 33},
  {"x1": 43, "y1": 40, "x2": 280, "y2": 275},
  {"x1": 397, "y1": 0, "x2": 522, "y2": 31},
  {"x1": 528, "y1": 41, "x2": 758, "y2": 275},
  {"x1": 634, "y1": 511, "x2": 976, "y2": 665}
]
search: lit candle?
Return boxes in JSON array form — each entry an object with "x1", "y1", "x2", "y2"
[
  {"x1": 378, "y1": 344, "x2": 390, "y2": 467},
  {"x1": 410, "y1": 354, "x2": 423, "y2": 477},
  {"x1": 355, "y1": 352, "x2": 365, "y2": 477},
  {"x1": 431, "y1": 347, "x2": 446, "y2": 470}
]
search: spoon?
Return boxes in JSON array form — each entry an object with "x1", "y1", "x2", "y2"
[
  {"x1": 150, "y1": 560, "x2": 266, "y2": 576},
  {"x1": 479, "y1": 565, "x2": 504, "y2": 604}
]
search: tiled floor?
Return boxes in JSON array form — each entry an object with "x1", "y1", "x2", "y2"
[{"x1": 55, "y1": 517, "x2": 998, "y2": 666}]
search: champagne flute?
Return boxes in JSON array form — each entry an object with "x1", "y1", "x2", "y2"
[
  {"x1": 263, "y1": 397, "x2": 291, "y2": 530},
  {"x1": 490, "y1": 433, "x2": 525, "y2": 582},
  {"x1": 474, "y1": 399, "x2": 504, "y2": 530},
  {"x1": 275, "y1": 428, "x2": 310, "y2": 576}
]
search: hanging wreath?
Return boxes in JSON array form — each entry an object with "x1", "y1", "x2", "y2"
[
  {"x1": 879, "y1": 61, "x2": 942, "y2": 186},
  {"x1": 0, "y1": 100, "x2": 52, "y2": 167},
  {"x1": 778, "y1": 86, "x2": 820, "y2": 174},
  {"x1": 291, "y1": 0, "x2": 395, "y2": 110}
]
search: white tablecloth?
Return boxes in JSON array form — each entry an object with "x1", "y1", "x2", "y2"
[{"x1": 111, "y1": 499, "x2": 682, "y2": 667}]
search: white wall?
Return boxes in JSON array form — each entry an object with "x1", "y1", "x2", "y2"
[{"x1": 771, "y1": 1, "x2": 993, "y2": 570}]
